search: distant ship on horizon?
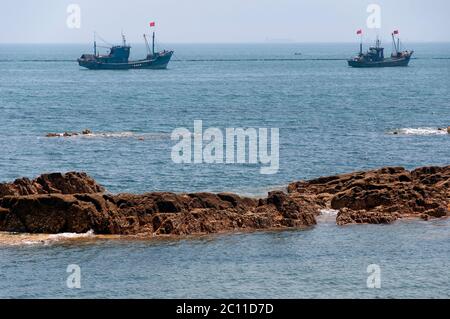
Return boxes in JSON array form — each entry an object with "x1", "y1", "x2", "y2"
[
  {"x1": 78, "y1": 26, "x2": 173, "y2": 70},
  {"x1": 348, "y1": 30, "x2": 414, "y2": 68}
]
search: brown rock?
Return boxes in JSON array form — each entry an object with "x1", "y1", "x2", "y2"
[
  {"x1": 0, "y1": 165, "x2": 448, "y2": 234},
  {"x1": 0, "y1": 188, "x2": 316, "y2": 235},
  {"x1": 0, "y1": 172, "x2": 104, "y2": 199},
  {"x1": 288, "y1": 166, "x2": 450, "y2": 225},
  {"x1": 46, "y1": 133, "x2": 61, "y2": 138},
  {"x1": 336, "y1": 208, "x2": 399, "y2": 225}
]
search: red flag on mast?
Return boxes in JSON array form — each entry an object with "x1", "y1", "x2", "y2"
[
  {"x1": 393, "y1": 30, "x2": 399, "y2": 35},
  {"x1": 149, "y1": 21, "x2": 156, "y2": 27},
  {"x1": 356, "y1": 29, "x2": 362, "y2": 35}
]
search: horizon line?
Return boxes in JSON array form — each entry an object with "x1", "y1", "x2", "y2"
[{"x1": 1, "y1": 41, "x2": 450, "y2": 45}]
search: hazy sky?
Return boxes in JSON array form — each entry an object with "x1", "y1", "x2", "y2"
[{"x1": 1, "y1": 0, "x2": 449, "y2": 43}]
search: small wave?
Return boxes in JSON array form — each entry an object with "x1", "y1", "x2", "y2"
[
  {"x1": 0, "y1": 230, "x2": 95, "y2": 246},
  {"x1": 389, "y1": 128, "x2": 449, "y2": 136},
  {"x1": 48, "y1": 230, "x2": 95, "y2": 240},
  {"x1": 83, "y1": 132, "x2": 135, "y2": 138},
  {"x1": 45, "y1": 132, "x2": 170, "y2": 141}
]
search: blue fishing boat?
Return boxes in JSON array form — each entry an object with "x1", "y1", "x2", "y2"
[
  {"x1": 78, "y1": 31, "x2": 173, "y2": 70},
  {"x1": 348, "y1": 31, "x2": 413, "y2": 68}
]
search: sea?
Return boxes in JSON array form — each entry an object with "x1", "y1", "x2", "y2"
[{"x1": 0, "y1": 43, "x2": 449, "y2": 298}]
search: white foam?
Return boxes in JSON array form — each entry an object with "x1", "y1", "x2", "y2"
[
  {"x1": 0, "y1": 230, "x2": 95, "y2": 246},
  {"x1": 47, "y1": 229, "x2": 95, "y2": 240},
  {"x1": 316, "y1": 209, "x2": 339, "y2": 223},
  {"x1": 319, "y1": 209, "x2": 339, "y2": 216},
  {"x1": 390, "y1": 128, "x2": 448, "y2": 136},
  {"x1": 82, "y1": 132, "x2": 135, "y2": 138},
  {"x1": 45, "y1": 132, "x2": 170, "y2": 140}
]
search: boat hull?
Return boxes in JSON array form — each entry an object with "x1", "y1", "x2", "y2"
[
  {"x1": 348, "y1": 55, "x2": 412, "y2": 68},
  {"x1": 78, "y1": 51, "x2": 173, "y2": 70}
]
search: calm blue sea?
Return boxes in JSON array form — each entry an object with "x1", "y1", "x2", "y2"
[{"x1": 0, "y1": 43, "x2": 449, "y2": 298}]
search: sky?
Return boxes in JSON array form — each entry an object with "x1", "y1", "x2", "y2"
[{"x1": 0, "y1": 0, "x2": 449, "y2": 43}]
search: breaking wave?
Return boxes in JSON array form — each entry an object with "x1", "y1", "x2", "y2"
[
  {"x1": 316, "y1": 209, "x2": 339, "y2": 223},
  {"x1": 47, "y1": 230, "x2": 95, "y2": 240},
  {"x1": 0, "y1": 230, "x2": 96, "y2": 246},
  {"x1": 389, "y1": 128, "x2": 449, "y2": 136},
  {"x1": 319, "y1": 209, "x2": 339, "y2": 216},
  {"x1": 45, "y1": 132, "x2": 171, "y2": 140}
]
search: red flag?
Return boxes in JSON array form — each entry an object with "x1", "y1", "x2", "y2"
[
  {"x1": 149, "y1": 21, "x2": 155, "y2": 27},
  {"x1": 356, "y1": 29, "x2": 362, "y2": 35},
  {"x1": 393, "y1": 30, "x2": 399, "y2": 35}
]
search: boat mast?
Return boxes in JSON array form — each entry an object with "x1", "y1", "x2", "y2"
[
  {"x1": 121, "y1": 30, "x2": 126, "y2": 46},
  {"x1": 359, "y1": 33, "x2": 363, "y2": 55},
  {"x1": 152, "y1": 31, "x2": 155, "y2": 56},
  {"x1": 144, "y1": 34, "x2": 151, "y2": 55},
  {"x1": 94, "y1": 32, "x2": 97, "y2": 56},
  {"x1": 392, "y1": 33, "x2": 398, "y2": 54}
]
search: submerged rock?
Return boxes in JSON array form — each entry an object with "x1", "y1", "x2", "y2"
[
  {"x1": 82, "y1": 129, "x2": 92, "y2": 135},
  {"x1": 46, "y1": 129, "x2": 93, "y2": 137}
]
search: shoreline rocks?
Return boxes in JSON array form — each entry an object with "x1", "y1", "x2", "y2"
[
  {"x1": 0, "y1": 166, "x2": 448, "y2": 235},
  {"x1": 288, "y1": 166, "x2": 450, "y2": 225},
  {"x1": 0, "y1": 177, "x2": 316, "y2": 235},
  {"x1": 0, "y1": 172, "x2": 104, "y2": 198}
]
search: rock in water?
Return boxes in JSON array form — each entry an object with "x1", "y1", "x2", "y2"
[
  {"x1": 0, "y1": 166, "x2": 448, "y2": 234},
  {"x1": 46, "y1": 133, "x2": 60, "y2": 137},
  {"x1": 0, "y1": 173, "x2": 317, "y2": 235},
  {"x1": 82, "y1": 129, "x2": 92, "y2": 135},
  {"x1": 288, "y1": 166, "x2": 450, "y2": 225},
  {"x1": 0, "y1": 172, "x2": 104, "y2": 198},
  {"x1": 0, "y1": 191, "x2": 316, "y2": 235}
]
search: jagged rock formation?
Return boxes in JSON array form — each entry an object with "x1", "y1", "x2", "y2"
[
  {"x1": 288, "y1": 166, "x2": 450, "y2": 225},
  {"x1": 0, "y1": 172, "x2": 104, "y2": 198},
  {"x1": 0, "y1": 166, "x2": 448, "y2": 235},
  {"x1": 0, "y1": 174, "x2": 316, "y2": 235}
]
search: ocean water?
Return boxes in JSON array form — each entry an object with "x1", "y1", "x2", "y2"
[
  {"x1": 0, "y1": 43, "x2": 449, "y2": 298},
  {"x1": 0, "y1": 218, "x2": 449, "y2": 298}
]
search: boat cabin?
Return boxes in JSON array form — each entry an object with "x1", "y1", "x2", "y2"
[{"x1": 97, "y1": 45, "x2": 130, "y2": 63}]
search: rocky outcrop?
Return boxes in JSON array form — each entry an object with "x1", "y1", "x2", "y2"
[
  {"x1": 0, "y1": 172, "x2": 104, "y2": 198},
  {"x1": 0, "y1": 166, "x2": 448, "y2": 234},
  {"x1": 0, "y1": 180, "x2": 316, "y2": 235},
  {"x1": 288, "y1": 166, "x2": 450, "y2": 225}
]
